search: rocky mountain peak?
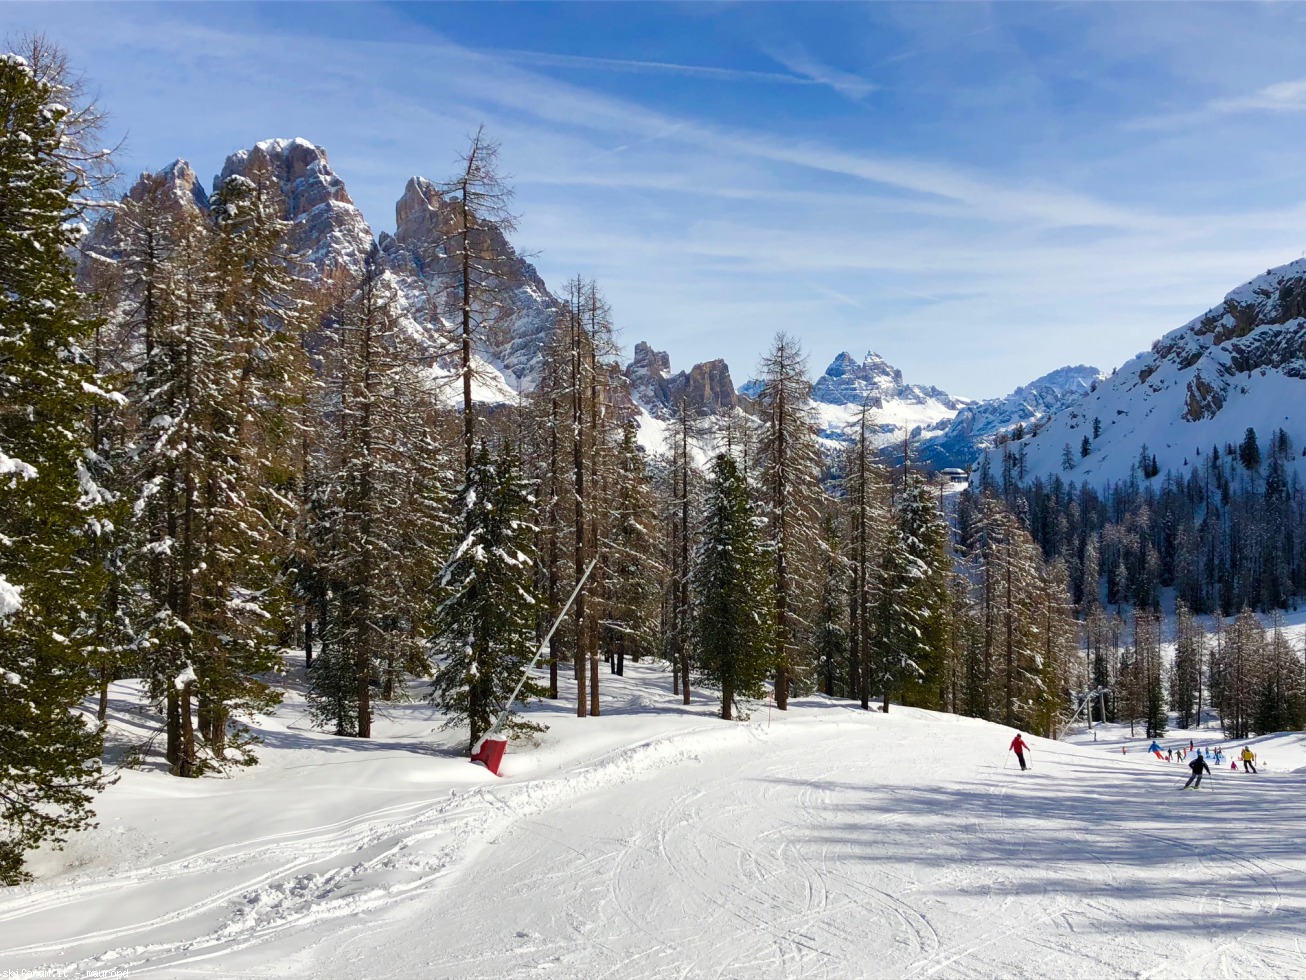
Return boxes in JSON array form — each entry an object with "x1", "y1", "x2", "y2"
[
  {"x1": 148, "y1": 159, "x2": 209, "y2": 213},
  {"x1": 218, "y1": 138, "x2": 354, "y2": 219},
  {"x1": 78, "y1": 160, "x2": 210, "y2": 284},
  {"x1": 381, "y1": 174, "x2": 559, "y2": 383},
  {"x1": 812, "y1": 350, "x2": 955, "y2": 409},
  {"x1": 628, "y1": 342, "x2": 671, "y2": 385},
  {"x1": 625, "y1": 344, "x2": 741, "y2": 418},
  {"x1": 394, "y1": 176, "x2": 446, "y2": 244},
  {"x1": 216, "y1": 138, "x2": 374, "y2": 279}
]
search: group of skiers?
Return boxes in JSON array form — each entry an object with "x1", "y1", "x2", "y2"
[
  {"x1": 1179, "y1": 746, "x2": 1258, "y2": 789},
  {"x1": 1005, "y1": 734, "x2": 1261, "y2": 789},
  {"x1": 1147, "y1": 740, "x2": 1226, "y2": 765}
]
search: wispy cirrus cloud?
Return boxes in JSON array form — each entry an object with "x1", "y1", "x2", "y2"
[
  {"x1": 1130, "y1": 77, "x2": 1306, "y2": 131},
  {"x1": 479, "y1": 49, "x2": 824, "y2": 88},
  {"x1": 762, "y1": 44, "x2": 878, "y2": 100},
  {"x1": 1209, "y1": 78, "x2": 1306, "y2": 114}
]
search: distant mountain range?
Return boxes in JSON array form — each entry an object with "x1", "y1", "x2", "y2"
[{"x1": 84, "y1": 137, "x2": 1109, "y2": 470}]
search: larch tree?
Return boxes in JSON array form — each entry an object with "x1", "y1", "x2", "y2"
[
  {"x1": 843, "y1": 399, "x2": 889, "y2": 711},
  {"x1": 308, "y1": 248, "x2": 446, "y2": 736},
  {"x1": 1171, "y1": 601, "x2": 1203, "y2": 729},
  {"x1": 753, "y1": 332, "x2": 823, "y2": 709},
  {"x1": 189, "y1": 157, "x2": 309, "y2": 762},
  {"x1": 439, "y1": 126, "x2": 518, "y2": 478},
  {"x1": 814, "y1": 510, "x2": 849, "y2": 698},
  {"x1": 665, "y1": 398, "x2": 701, "y2": 704},
  {"x1": 1212, "y1": 608, "x2": 1262, "y2": 739}
]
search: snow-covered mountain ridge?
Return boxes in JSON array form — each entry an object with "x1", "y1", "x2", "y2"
[
  {"x1": 916, "y1": 364, "x2": 1104, "y2": 468},
  {"x1": 738, "y1": 351, "x2": 1100, "y2": 464},
  {"x1": 982, "y1": 257, "x2": 1306, "y2": 486}
]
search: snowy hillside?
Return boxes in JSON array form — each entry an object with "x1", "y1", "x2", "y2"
[
  {"x1": 983, "y1": 259, "x2": 1306, "y2": 486},
  {"x1": 6, "y1": 658, "x2": 1306, "y2": 979}
]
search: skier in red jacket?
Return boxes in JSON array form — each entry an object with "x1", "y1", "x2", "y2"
[{"x1": 1009, "y1": 734, "x2": 1031, "y2": 771}]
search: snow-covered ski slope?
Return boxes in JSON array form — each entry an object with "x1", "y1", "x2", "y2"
[{"x1": 5, "y1": 662, "x2": 1306, "y2": 980}]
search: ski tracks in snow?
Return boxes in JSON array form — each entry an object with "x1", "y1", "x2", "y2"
[{"x1": 0, "y1": 722, "x2": 754, "y2": 978}]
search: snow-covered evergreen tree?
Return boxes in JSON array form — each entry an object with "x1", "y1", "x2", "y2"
[
  {"x1": 430, "y1": 443, "x2": 543, "y2": 750},
  {"x1": 882, "y1": 472, "x2": 952, "y2": 710},
  {"x1": 0, "y1": 50, "x2": 111, "y2": 882},
  {"x1": 692, "y1": 453, "x2": 774, "y2": 721},
  {"x1": 601, "y1": 420, "x2": 662, "y2": 674}
]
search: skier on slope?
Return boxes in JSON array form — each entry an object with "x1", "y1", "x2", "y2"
[
  {"x1": 1009, "y1": 733, "x2": 1031, "y2": 771},
  {"x1": 1241, "y1": 746, "x2": 1258, "y2": 773},
  {"x1": 1148, "y1": 740, "x2": 1161, "y2": 755},
  {"x1": 1181, "y1": 752, "x2": 1211, "y2": 790}
]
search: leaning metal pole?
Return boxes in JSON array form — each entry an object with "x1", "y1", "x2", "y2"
[{"x1": 478, "y1": 557, "x2": 598, "y2": 746}]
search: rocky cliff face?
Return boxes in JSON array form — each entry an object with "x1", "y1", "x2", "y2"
[
  {"x1": 79, "y1": 159, "x2": 209, "y2": 279},
  {"x1": 979, "y1": 258, "x2": 1306, "y2": 486},
  {"x1": 624, "y1": 342, "x2": 742, "y2": 417},
  {"x1": 1152, "y1": 260, "x2": 1306, "y2": 422},
  {"x1": 217, "y1": 138, "x2": 374, "y2": 281},
  {"x1": 380, "y1": 176, "x2": 560, "y2": 386}
]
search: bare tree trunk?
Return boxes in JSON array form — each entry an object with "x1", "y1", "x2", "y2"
[
  {"x1": 588, "y1": 337, "x2": 600, "y2": 718},
  {"x1": 680, "y1": 404, "x2": 691, "y2": 705},
  {"x1": 548, "y1": 394, "x2": 560, "y2": 698},
  {"x1": 178, "y1": 680, "x2": 197, "y2": 778},
  {"x1": 571, "y1": 296, "x2": 587, "y2": 717}
]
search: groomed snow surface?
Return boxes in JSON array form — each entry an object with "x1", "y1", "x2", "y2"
[{"x1": 5, "y1": 659, "x2": 1306, "y2": 980}]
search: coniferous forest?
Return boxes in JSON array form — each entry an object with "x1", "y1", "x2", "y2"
[{"x1": 3, "y1": 37, "x2": 1305, "y2": 887}]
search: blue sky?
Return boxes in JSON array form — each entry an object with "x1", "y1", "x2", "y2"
[{"x1": 10, "y1": 2, "x2": 1306, "y2": 398}]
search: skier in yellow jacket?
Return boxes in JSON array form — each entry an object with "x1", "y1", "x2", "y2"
[{"x1": 1240, "y1": 746, "x2": 1258, "y2": 773}]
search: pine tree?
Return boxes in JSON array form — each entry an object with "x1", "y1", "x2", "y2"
[
  {"x1": 692, "y1": 453, "x2": 775, "y2": 720},
  {"x1": 814, "y1": 511, "x2": 849, "y2": 697},
  {"x1": 886, "y1": 472, "x2": 952, "y2": 709},
  {"x1": 602, "y1": 420, "x2": 662, "y2": 675},
  {"x1": 1239, "y1": 427, "x2": 1261, "y2": 472},
  {"x1": 429, "y1": 443, "x2": 544, "y2": 750},
  {"x1": 0, "y1": 50, "x2": 111, "y2": 882}
]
